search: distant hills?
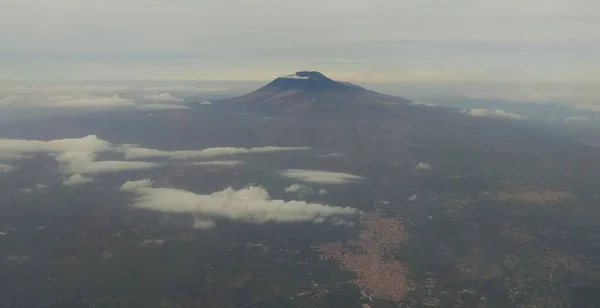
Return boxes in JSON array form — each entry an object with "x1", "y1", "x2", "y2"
[{"x1": 219, "y1": 71, "x2": 411, "y2": 114}]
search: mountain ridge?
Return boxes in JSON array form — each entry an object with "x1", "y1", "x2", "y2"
[{"x1": 219, "y1": 71, "x2": 411, "y2": 114}]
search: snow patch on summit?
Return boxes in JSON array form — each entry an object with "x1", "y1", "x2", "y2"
[{"x1": 281, "y1": 73, "x2": 311, "y2": 80}]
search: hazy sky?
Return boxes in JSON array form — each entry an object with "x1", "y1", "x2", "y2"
[{"x1": 1, "y1": 0, "x2": 599, "y2": 84}]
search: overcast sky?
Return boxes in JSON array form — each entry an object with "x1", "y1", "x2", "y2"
[{"x1": 1, "y1": 0, "x2": 598, "y2": 85}]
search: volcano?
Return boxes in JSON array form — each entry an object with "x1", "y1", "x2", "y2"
[{"x1": 220, "y1": 71, "x2": 411, "y2": 114}]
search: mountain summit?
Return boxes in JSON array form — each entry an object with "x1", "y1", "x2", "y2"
[{"x1": 220, "y1": 71, "x2": 411, "y2": 114}]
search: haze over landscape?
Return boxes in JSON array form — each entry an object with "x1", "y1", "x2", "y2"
[{"x1": 1, "y1": 1, "x2": 600, "y2": 308}]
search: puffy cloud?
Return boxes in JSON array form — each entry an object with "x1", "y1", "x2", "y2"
[
  {"x1": 284, "y1": 183, "x2": 315, "y2": 198},
  {"x1": 141, "y1": 93, "x2": 183, "y2": 102},
  {"x1": 35, "y1": 184, "x2": 48, "y2": 189},
  {"x1": 62, "y1": 174, "x2": 94, "y2": 186},
  {"x1": 284, "y1": 184, "x2": 312, "y2": 193},
  {"x1": 0, "y1": 164, "x2": 17, "y2": 173},
  {"x1": 278, "y1": 169, "x2": 364, "y2": 184},
  {"x1": 0, "y1": 135, "x2": 158, "y2": 180},
  {"x1": 462, "y1": 108, "x2": 524, "y2": 120},
  {"x1": 416, "y1": 162, "x2": 432, "y2": 170},
  {"x1": 120, "y1": 178, "x2": 153, "y2": 191},
  {"x1": 200, "y1": 101, "x2": 213, "y2": 105},
  {"x1": 409, "y1": 194, "x2": 417, "y2": 202},
  {"x1": 0, "y1": 135, "x2": 112, "y2": 160},
  {"x1": 120, "y1": 179, "x2": 357, "y2": 224},
  {"x1": 121, "y1": 145, "x2": 310, "y2": 160},
  {"x1": 190, "y1": 160, "x2": 245, "y2": 167},
  {"x1": 318, "y1": 189, "x2": 328, "y2": 196},
  {"x1": 136, "y1": 104, "x2": 190, "y2": 110}
]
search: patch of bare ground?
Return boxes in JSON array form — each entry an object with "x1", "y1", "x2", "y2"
[
  {"x1": 319, "y1": 213, "x2": 411, "y2": 301},
  {"x1": 503, "y1": 250, "x2": 600, "y2": 307},
  {"x1": 494, "y1": 190, "x2": 572, "y2": 204}
]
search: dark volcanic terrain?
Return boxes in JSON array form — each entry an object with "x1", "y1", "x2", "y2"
[
  {"x1": 220, "y1": 71, "x2": 411, "y2": 115},
  {"x1": 1, "y1": 72, "x2": 600, "y2": 308}
]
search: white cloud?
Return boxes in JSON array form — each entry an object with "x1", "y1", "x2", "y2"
[
  {"x1": 563, "y1": 116, "x2": 591, "y2": 122},
  {"x1": 200, "y1": 100, "x2": 212, "y2": 105},
  {"x1": 416, "y1": 162, "x2": 432, "y2": 170},
  {"x1": 136, "y1": 103, "x2": 190, "y2": 110},
  {"x1": 193, "y1": 219, "x2": 216, "y2": 229},
  {"x1": 121, "y1": 178, "x2": 153, "y2": 191},
  {"x1": 410, "y1": 101, "x2": 436, "y2": 107},
  {"x1": 190, "y1": 160, "x2": 244, "y2": 167},
  {"x1": 284, "y1": 183, "x2": 315, "y2": 198},
  {"x1": 284, "y1": 183, "x2": 312, "y2": 193},
  {"x1": 409, "y1": 194, "x2": 417, "y2": 202},
  {"x1": 53, "y1": 95, "x2": 135, "y2": 108},
  {"x1": 462, "y1": 108, "x2": 524, "y2": 120},
  {"x1": 0, "y1": 85, "x2": 136, "y2": 109},
  {"x1": 0, "y1": 152, "x2": 30, "y2": 160},
  {"x1": 120, "y1": 179, "x2": 357, "y2": 224},
  {"x1": 62, "y1": 174, "x2": 94, "y2": 186},
  {"x1": 0, "y1": 85, "x2": 218, "y2": 112},
  {"x1": 21, "y1": 183, "x2": 49, "y2": 192},
  {"x1": 0, "y1": 135, "x2": 158, "y2": 180},
  {"x1": 0, "y1": 164, "x2": 17, "y2": 173},
  {"x1": 145, "y1": 87, "x2": 229, "y2": 95},
  {"x1": 73, "y1": 161, "x2": 159, "y2": 174},
  {"x1": 318, "y1": 189, "x2": 328, "y2": 196},
  {"x1": 278, "y1": 169, "x2": 364, "y2": 184},
  {"x1": 318, "y1": 153, "x2": 344, "y2": 158},
  {"x1": 142, "y1": 93, "x2": 183, "y2": 102},
  {"x1": 121, "y1": 145, "x2": 310, "y2": 160},
  {"x1": 0, "y1": 135, "x2": 112, "y2": 159}
]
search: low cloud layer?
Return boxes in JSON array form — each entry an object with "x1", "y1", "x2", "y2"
[
  {"x1": 463, "y1": 108, "x2": 523, "y2": 120},
  {"x1": 416, "y1": 162, "x2": 432, "y2": 170},
  {"x1": 53, "y1": 95, "x2": 135, "y2": 108},
  {"x1": 142, "y1": 93, "x2": 183, "y2": 103},
  {"x1": 0, "y1": 85, "x2": 193, "y2": 111},
  {"x1": 190, "y1": 160, "x2": 245, "y2": 167},
  {"x1": 410, "y1": 101, "x2": 436, "y2": 107},
  {"x1": 122, "y1": 145, "x2": 310, "y2": 160},
  {"x1": 279, "y1": 169, "x2": 364, "y2": 184},
  {"x1": 562, "y1": 116, "x2": 592, "y2": 122},
  {"x1": 63, "y1": 174, "x2": 94, "y2": 186},
  {"x1": 136, "y1": 103, "x2": 190, "y2": 110},
  {"x1": 120, "y1": 179, "x2": 357, "y2": 224},
  {"x1": 284, "y1": 183, "x2": 315, "y2": 199},
  {"x1": 0, "y1": 135, "x2": 312, "y2": 186},
  {"x1": 71, "y1": 161, "x2": 159, "y2": 175},
  {"x1": 21, "y1": 183, "x2": 49, "y2": 193},
  {"x1": 0, "y1": 164, "x2": 17, "y2": 173},
  {"x1": 318, "y1": 153, "x2": 344, "y2": 158},
  {"x1": 0, "y1": 135, "x2": 159, "y2": 185}
]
